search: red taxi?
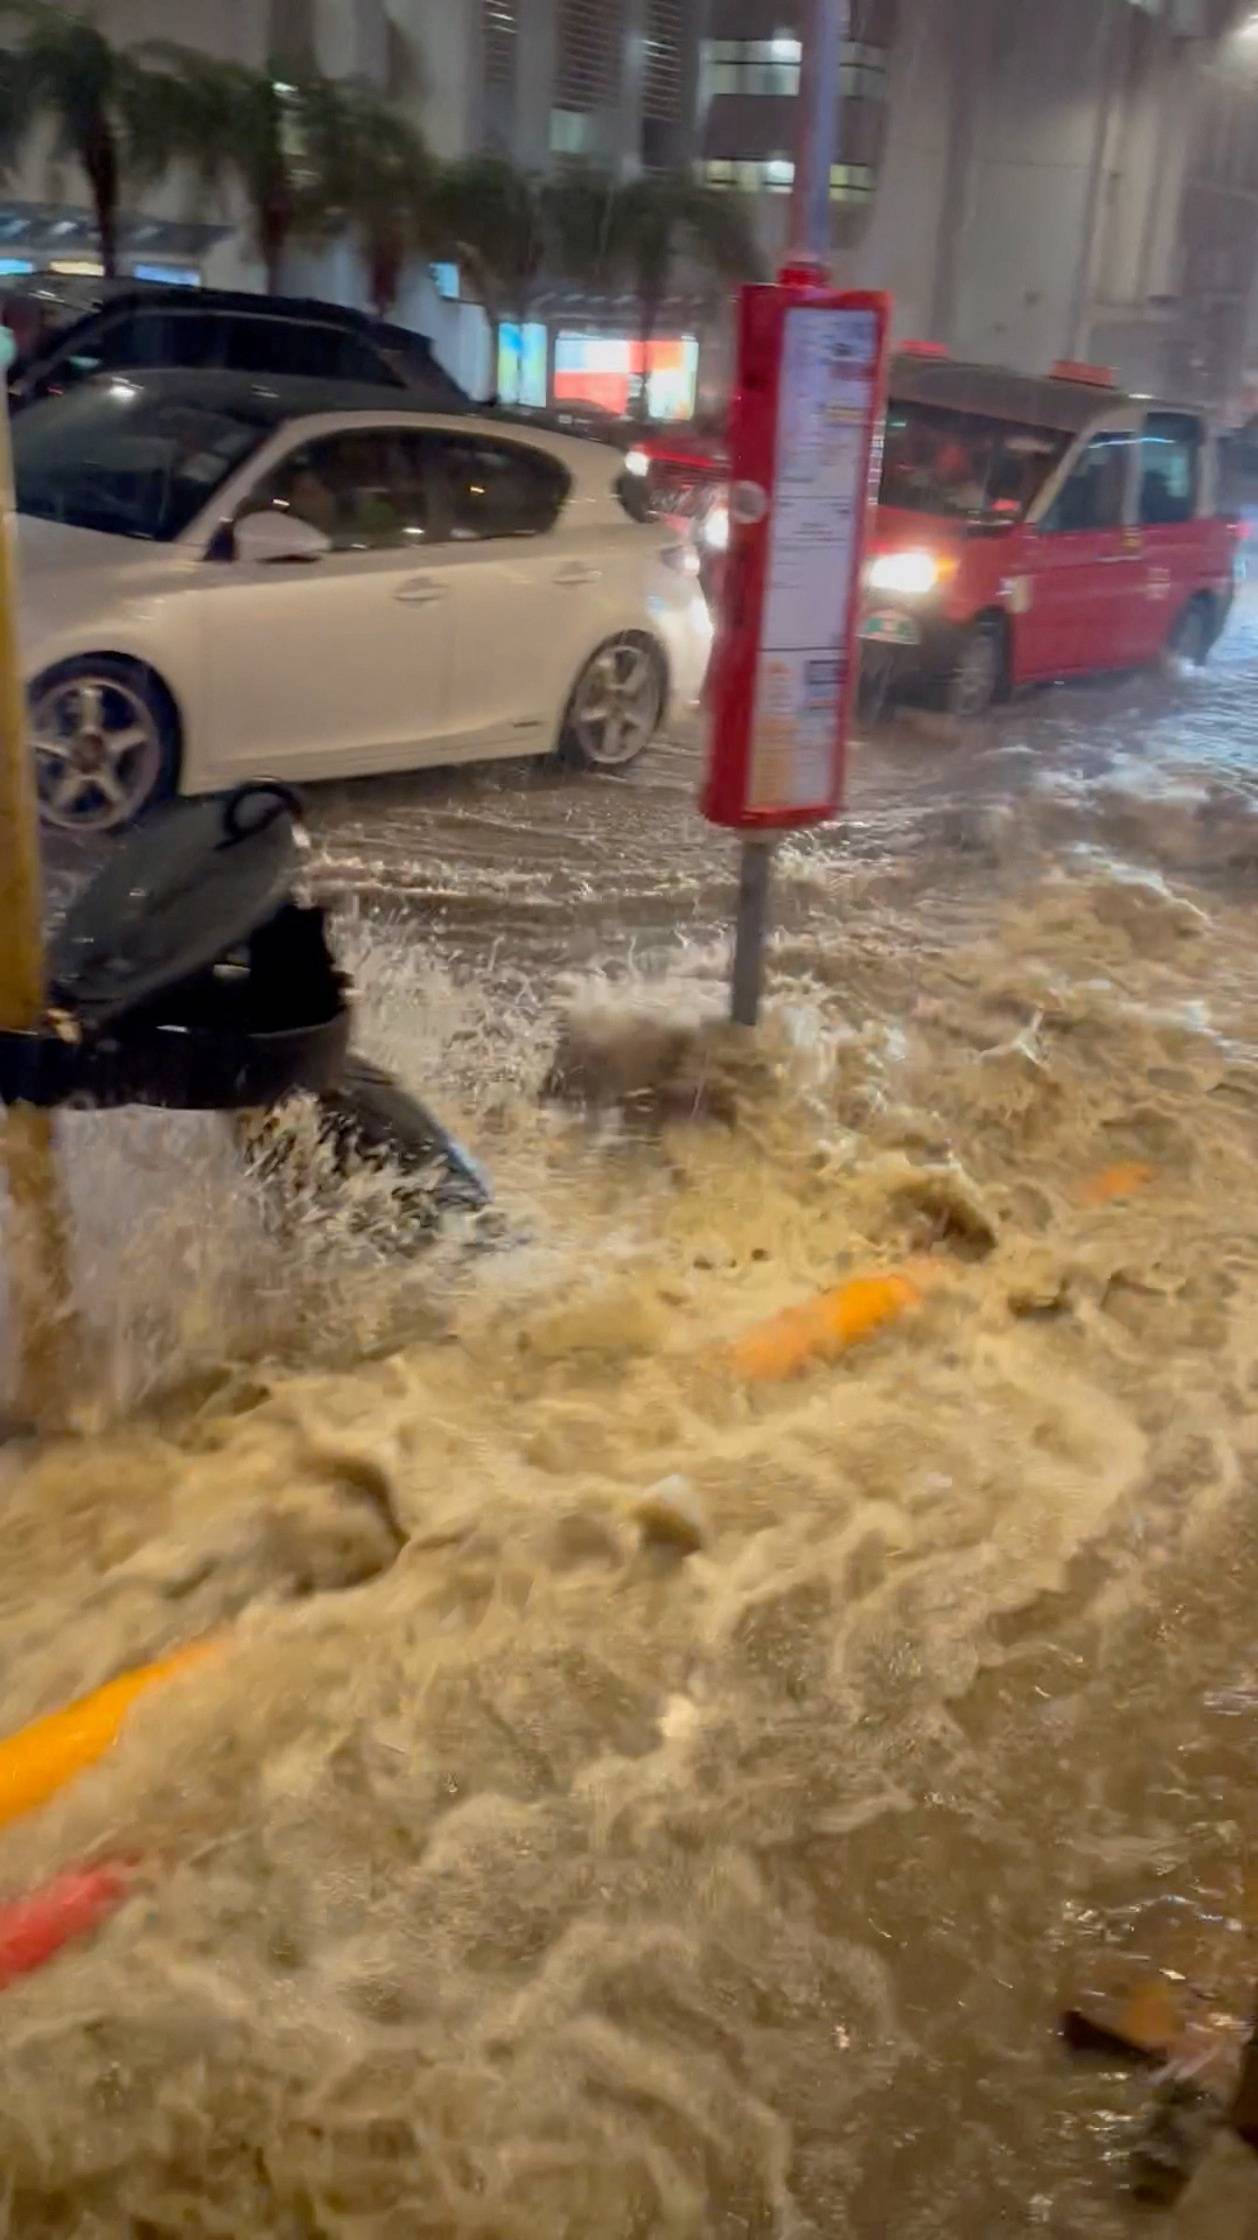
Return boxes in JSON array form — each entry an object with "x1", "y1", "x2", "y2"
[{"x1": 863, "y1": 351, "x2": 1237, "y2": 714}]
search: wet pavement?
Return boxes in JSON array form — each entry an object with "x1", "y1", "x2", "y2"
[{"x1": 299, "y1": 585, "x2": 1258, "y2": 963}]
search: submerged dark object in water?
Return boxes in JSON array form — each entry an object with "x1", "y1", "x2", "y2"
[
  {"x1": 318, "y1": 1053, "x2": 489, "y2": 1215},
  {"x1": 238, "y1": 1051, "x2": 490, "y2": 1235},
  {"x1": 0, "y1": 783, "x2": 489, "y2": 1224}
]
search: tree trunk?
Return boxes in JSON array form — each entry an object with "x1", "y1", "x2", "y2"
[
  {"x1": 452, "y1": 243, "x2": 503, "y2": 399},
  {"x1": 259, "y1": 187, "x2": 292, "y2": 296},
  {"x1": 83, "y1": 118, "x2": 120, "y2": 279},
  {"x1": 369, "y1": 229, "x2": 405, "y2": 318}
]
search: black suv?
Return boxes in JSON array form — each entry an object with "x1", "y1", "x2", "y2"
[{"x1": 8, "y1": 283, "x2": 470, "y2": 412}]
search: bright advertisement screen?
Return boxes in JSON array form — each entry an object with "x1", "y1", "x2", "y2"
[
  {"x1": 497, "y1": 321, "x2": 548, "y2": 408},
  {"x1": 553, "y1": 332, "x2": 698, "y2": 421}
]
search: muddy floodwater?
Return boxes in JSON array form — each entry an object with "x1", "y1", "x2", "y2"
[{"x1": 7, "y1": 603, "x2": 1258, "y2": 2235}]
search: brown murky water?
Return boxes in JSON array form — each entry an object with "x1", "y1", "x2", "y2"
[{"x1": 7, "y1": 604, "x2": 1258, "y2": 2235}]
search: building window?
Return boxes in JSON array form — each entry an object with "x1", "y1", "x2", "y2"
[
  {"x1": 701, "y1": 37, "x2": 887, "y2": 101},
  {"x1": 483, "y1": 0, "x2": 518, "y2": 149},
  {"x1": 643, "y1": 0, "x2": 683, "y2": 122},
  {"x1": 701, "y1": 157, "x2": 876, "y2": 203},
  {"x1": 829, "y1": 162, "x2": 876, "y2": 205},
  {"x1": 498, "y1": 321, "x2": 550, "y2": 408},
  {"x1": 483, "y1": 0, "x2": 517, "y2": 84},
  {"x1": 550, "y1": 106, "x2": 599, "y2": 156},
  {"x1": 555, "y1": 0, "x2": 625, "y2": 112},
  {"x1": 703, "y1": 35, "x2": 800, "y2": 96},
  {"x1": 554, "y1": 330, "x2": 699, "y2": 422}
]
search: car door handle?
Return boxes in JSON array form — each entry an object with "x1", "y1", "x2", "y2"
[
  {"x1": 395, "y1": 576, "x2": 450, "y2": 604},
  {"x1": 554, "y1": 564, "x2": 602, "y2": 587}
]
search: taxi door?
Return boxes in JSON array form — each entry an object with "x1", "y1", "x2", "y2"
[
  {"x1": 1018, "y1": 421, "x2": 1147, "y2": 678},
  {"x1": 1133, "y1": 410, "x2": 1210, "y2": 660}
]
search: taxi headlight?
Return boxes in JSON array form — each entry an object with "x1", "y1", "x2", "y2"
[{"x1": 866, "y1": 549, "x2": 946, "y2": 597}]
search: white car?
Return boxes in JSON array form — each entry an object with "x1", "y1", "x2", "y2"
[{"x1": 14, "y1": 370, "x2": 713, "y2": 832}]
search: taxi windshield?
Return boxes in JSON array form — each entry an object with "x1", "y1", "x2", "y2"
[{"x1": 880, "y1": 401, "x2": 1069, "y2": 523}]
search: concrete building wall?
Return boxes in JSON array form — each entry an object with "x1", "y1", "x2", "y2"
[
  {"x1": 696, "y1": 0, "x2": 1258, "y2": 405},
  {"x1": 844, "y1": 0, "x2": 963, "y2": 340}
]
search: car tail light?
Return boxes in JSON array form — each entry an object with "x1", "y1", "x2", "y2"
[{"x1": 898, "y1": 339, "x2": 950, "y2": 360}]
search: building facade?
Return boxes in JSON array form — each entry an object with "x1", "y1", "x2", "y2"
[
  {"x1": 695, "y1": 0, "x2": 1258, "y2": 409},
  {"x1": 5, "y1": 0, "x2": 1258, "y2": 413}
]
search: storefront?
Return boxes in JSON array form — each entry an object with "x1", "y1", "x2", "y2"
[
  {"x1": 496, "y1": 298, "x2": 711, "y2": 421},
  {"x1": 0, "y1": 202, "x2": 228, "y2": 286}
]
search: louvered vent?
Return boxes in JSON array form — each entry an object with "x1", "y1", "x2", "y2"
[
  {"x1": 642, "y1": 0, "x2": 683, "y2": 121},
  {"x1": 555, "y1": 0, "x2": 625, "y2": 110},
  {"x1": 483, "y1": 0, "x2": 518, "y2": 88}
]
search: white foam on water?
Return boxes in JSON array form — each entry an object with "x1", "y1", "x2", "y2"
[{"x1": 4, "y1": 688, "x2": 1258, "y2": 2232}]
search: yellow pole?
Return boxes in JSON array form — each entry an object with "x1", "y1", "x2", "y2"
[{"x1": 0, "y1": 404, "x2": 72, "y2": 1424}]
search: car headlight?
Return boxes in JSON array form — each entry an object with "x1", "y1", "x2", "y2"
[
  {"x1": 625, "y1": 447, "x2": 651, "y2": 478},
  {"x1": 866, "y1": 549, "x2": 947, "y2": 596},
  {"x1": 701, "y1": 501, "x2": 730, "y2": 554}
]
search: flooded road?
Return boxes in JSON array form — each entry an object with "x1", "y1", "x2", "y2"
[{"x1": 7, "y1": 602, "x2": 1258, "y2": 2235}]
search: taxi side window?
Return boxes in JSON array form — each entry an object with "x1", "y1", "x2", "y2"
[
  {"x1": 1042, "y1": 432, "x2": 1133, "y2": 534},
  {"x1": 1140, "y1": 412, "x2": 1200, "y2": 527}
]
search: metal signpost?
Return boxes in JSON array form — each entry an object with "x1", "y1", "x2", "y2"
[{"x1": 701, "y1": 0, "x2": 889, "y2": 1027}]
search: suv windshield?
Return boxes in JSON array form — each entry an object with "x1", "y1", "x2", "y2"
[
  {"x1": 12, "y1": 381, "x2": 268, "y2": 541},
  {"x1": 881, "y1": 400, "x2": 1069, "y2": 522}
]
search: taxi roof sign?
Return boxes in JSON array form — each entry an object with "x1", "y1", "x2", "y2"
[{"x1": 1050, "y1": 358, "x2": 1116, "y2": 388}]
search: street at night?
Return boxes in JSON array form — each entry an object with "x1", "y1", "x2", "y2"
[{"x1": 5, "y1": 0, "x2": 1258, "y2": 2229}]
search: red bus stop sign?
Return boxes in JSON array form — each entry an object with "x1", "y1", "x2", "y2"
[{"x1": 702, "y1": 282, "x2": 890, "y2": 832}]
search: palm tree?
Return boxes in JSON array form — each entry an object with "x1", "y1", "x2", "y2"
[
  {"x1": 0, "y1": 1, "x2": 185, "y2": 276},
  {"x1": 608, "y1": 173, "x2": 758, "y2": 417},
  {"x1": 541, "y1": 164, "x2": 619, "y2": 291},
  {"x1": 141, "y1": 47, "x2": 333, "y2": 294},
  {"x1": 433, "y1": 154, "x2": 547, "y2": 328},
  {"x1": 303, "y1": 82, "x2": 434, "y2": 317}
]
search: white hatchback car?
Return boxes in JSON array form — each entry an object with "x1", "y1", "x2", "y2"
[{"x1": 14, "y1": 370, "x2": 713, "y2": 832}]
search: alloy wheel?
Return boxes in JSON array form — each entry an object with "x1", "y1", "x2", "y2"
[
  {"x1": 32, "y1": 674, "x2": 164, "y2": 833},
  {"x1": 569, "y1": 637, "x2": 662, "y2": 767}
]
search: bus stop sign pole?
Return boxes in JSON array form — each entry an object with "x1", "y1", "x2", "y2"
[{"x1": 703, "y1": 0, "x2": 888, "y2": 1028}]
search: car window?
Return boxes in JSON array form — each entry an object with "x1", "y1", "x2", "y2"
[
  {"x1": 219, "y1": 316, "x2": 400, "y2": 386},
  {"x1": 422, "y1": 436, "x2": 570, "y2": 540},
  {"x1": 240, "y1": 427, "x2": 431, "y2": 553},
  {"x1": 330, "y1": 334, "x2": 404, "y2": 385},
  {"x1": 880, "y1": 401, "x2": 1068, "y2": 521},
  {"x1": 1141, "y1": 411, "x2": 1201, "y2": 527},
  {"x1": 376, "y1": 328, "x2": 471, "y2": 410},
  {"x1": 13, "y1": 383, "x2": 269, "y2": 541},
  {"x1": 32, "y1": 311, "x2": 127, "y2": 392},
  {"x1": 46, "y1": 309, "x2": 221, "y2": 387},
  {"x1": 1041, "y1": 431, "x2": 1134, "y2": 534}
]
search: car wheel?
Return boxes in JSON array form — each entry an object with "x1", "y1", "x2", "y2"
[
  {"x1": 944, "y1": 616, "x2": 1005, "y2": 718},
  {"x1": 30, "y1": 657, "x2": 178, "y2": 835},
  {"x1": 561, "y1": 633, "x2": 666, "y2": 771},
  {"x1": 1165, "y1": 595, "x2": 1214, "y2": 670}
]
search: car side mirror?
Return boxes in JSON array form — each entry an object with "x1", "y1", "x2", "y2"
[{"x1": 234, "y1": 509, "x2": 331, "y2": 565}]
